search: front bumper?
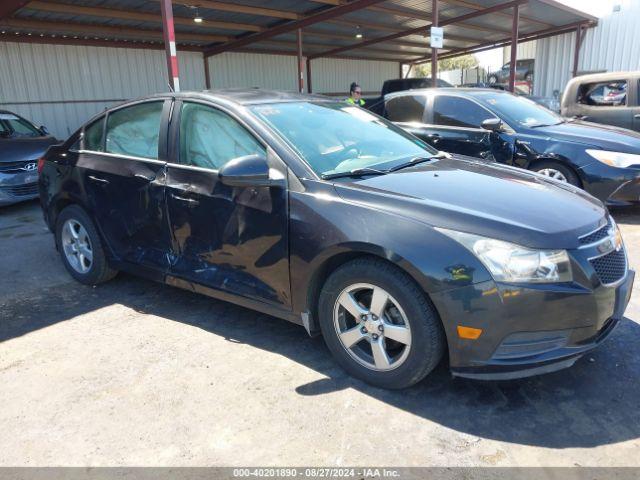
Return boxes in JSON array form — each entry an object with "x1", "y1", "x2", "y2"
[
  {"x1": 430, "y1": 267, "x2": 634, "y2": 381},
  {"x1": 0, "y1": 170, "x2": 40, "y2": 206},
  {"x1": 580, "y1": 162, "x2": 640, "y2": 206}
]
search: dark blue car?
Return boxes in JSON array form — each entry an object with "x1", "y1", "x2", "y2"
[
  {"x1": 0, "y1": 110, "x2": 58, "y2": 206},
  {"x1": 39, "y1": 90, "x2": 634, "y2": 388},
  {"x1": 382, "y1": 88, "x2": 640, "y2": 206}
]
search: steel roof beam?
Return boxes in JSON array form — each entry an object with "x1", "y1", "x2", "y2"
[
  {"x1": 0, "y1": 0, "x2": 29, "y2": 20},
  {"x1": 203, "y1": 0, "x2": 388, "y2": 57},
  {"x1": 26, "y1": 1, "x2": 263, "y2": 32},
  {"x1": 312, "y1": 0, "x2": 515, "y2": 34},
  {"x1": 0, "y1": 18, "x2": 230, "y2": 43},
  {"x1": 2, "y1": 32, "x2": 204, "y2": 51},
  {"x1": 411, "y1": 19, "x2": 596, "y2": 64},
  {"x1": 308, "y1": 0, "x2": 528, "y2": 60}
]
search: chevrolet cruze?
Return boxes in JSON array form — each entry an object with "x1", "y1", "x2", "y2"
[{"x1": 38, "y1": 89, "x2": 634, "y2": 389}]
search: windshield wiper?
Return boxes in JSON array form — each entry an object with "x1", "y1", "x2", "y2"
[
  {"x1": 321, "y1": 167, "x2": 389, "y2": 180},
  {"x1": 389, "y1": 152, "x2": 449, "y2": 172}
]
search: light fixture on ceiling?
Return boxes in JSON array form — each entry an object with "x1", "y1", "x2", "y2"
[
  {"x1": 193, "y1": 6, "x2": 203, "y2": 23},
  {"x1": 355, "y1": 25, "x2": 363, "y2": 39}
]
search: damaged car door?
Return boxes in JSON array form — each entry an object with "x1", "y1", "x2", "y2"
[
  {"x1": 164, "y1": 100, "x2": 290, "y2": 308},
  {"x1": 78, "y1": 100, "x2": 172, "y2": 274}
]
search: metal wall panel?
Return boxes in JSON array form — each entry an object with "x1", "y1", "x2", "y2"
[
  {"x1": 310, "y1": 57, "x2": 399, "y2": 95},
  {"x1": 503, "y1": 40, "x2": 537, "y2": 64},
  {"x1": 0, "y1": 42, "x2": 205, "y2": 139},
  {"x1": 207, "y1": 52, "x2": 399, "y2": 96},
  {"x1": 534, "y1": 0, "x2": 640, "y2": 97},
  {"x1": 207, "y1": 52, "x2": 299, "y2": 91}
]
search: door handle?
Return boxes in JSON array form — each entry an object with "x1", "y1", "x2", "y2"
[
  {"x1": 634, "y1": 114, "x2": 640, "y2": 119},
  {"x1": 134, "y1": 172, "x2": 156, "y2": 182},
  {"x1": 88, "y1": 175, "x2": 109, "y2": 184},
  {"x1": 171, "y1": 193, "x2": 199, "y2": 205}
]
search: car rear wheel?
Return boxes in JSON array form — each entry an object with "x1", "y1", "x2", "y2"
[
  {"x1": 318, "y1": 257, "x2": 445, "y2": 389},
  {"x1": 530, "y1": 161, "x2": 580, "y2": 187},
  {"x1": 56, "y1": 205, "x2": 117, "y2": 285},
  {"x1": 525, "y1": 72, "x2": 533, "y2": 83}
]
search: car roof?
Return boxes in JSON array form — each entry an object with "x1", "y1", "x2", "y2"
[
  {"x1": 385, "y1": 87, "x2": 509, "y2": 99},
  {"x1": 566, "y1": 71, "x2": 639, "y2": 85},
  {"x1": 142, "y1": 88, "x2": 335, "y2": 106}
]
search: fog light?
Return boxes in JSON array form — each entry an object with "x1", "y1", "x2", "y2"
[{"x1": 457, "y1": 325, "x2": 483, "y2": 340}]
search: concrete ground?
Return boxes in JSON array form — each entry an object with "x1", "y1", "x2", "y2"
[{"x1": 1, "y1": 200, "x2": 639, "y2": 467}]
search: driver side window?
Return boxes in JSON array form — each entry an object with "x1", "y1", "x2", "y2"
[{"x1": 179, "y1": 102, "x2": 265, "y2": 170}]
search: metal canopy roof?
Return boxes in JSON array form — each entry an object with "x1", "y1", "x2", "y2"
[{"x1": 0, "y1": 0, "x2": 597, "y2": 63}]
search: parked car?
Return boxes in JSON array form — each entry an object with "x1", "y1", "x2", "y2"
[
  {"x1": 0, "y1": 110, "x2": 58, "y2": 206},
  {"x1": 487, "y1": 59, "x2": 534, "y2": 84},
  {"x1": 365, "y1": 77, "x2": 453, "y2": 115},
  {"x1": 463, "y1": 82, "x2": 560, "y2": 112},
  {"x1": 561, "y1": 71, "x2": 640, "y2": 132},
  {"x1": 382, "y1": 88, "x2": 640, "y2": 206},
  {"x1": 39, "y1": 90, "x2": 633, "y2": 388}
]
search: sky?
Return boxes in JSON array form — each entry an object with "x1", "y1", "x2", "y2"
[{"x1": 473, "y1": 0, "x2": 616, "y2": 71}]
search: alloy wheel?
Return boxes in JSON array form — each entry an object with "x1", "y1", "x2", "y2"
[
  {"x1": 333, "y1": 283, "x2": 412, "y2": 371},
  {"x1": 537, "y1": 168, "x2": 568, "y2": 183},
  {"x1": 61, "y1": 218, "x2": 93, "y2": 274}
]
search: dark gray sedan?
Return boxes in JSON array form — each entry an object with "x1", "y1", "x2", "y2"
[{"x1": 0, "y1": 110, "x2": 58, "y2": 206}]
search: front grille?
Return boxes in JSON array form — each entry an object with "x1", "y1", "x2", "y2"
[
  {"x1": 0, "y1": 182, "x2": 39, "y2": 197},
  {"x1": 0, "y1": 160, "x2": 35, "y2": 173},
  {"x1": 579, "y1": 219, "x2": 611, "y2": 246},
  {"x1": 590, "y1": 248, "x2": 627, "y2": 285}
]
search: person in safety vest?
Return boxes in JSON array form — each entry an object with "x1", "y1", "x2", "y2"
[{"x1": 345, "y1": 82, "x2": 365, "y2": 106}]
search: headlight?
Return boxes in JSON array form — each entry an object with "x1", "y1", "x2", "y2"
[
  {"x1": 586, "y1": 149, "x2": 640, "y2": 168},
  {"x1": 436, "y1": 228, "x2": 572, "y2": 283}
]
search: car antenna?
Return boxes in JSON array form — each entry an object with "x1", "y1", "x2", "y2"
[{"x1": 167, "y1": 82, "x2": 175, "y2": 93}]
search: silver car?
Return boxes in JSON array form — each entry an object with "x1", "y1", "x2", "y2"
[{"x1": 0, "y1": 110, "x2": 58, "y2": 206}]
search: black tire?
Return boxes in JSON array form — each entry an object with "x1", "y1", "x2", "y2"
[
  {"x1": 55, "y1": 205, "x2": 117, "y2": 285},
  {"x1": 318, "y1": 257, "x2": 445, "y2": 389},
  {"x1": 530, "y1": 160, "x2": 581, "y2": 187},
  {"x1": 524, "y1": 72, "x2": 533, "y2": 83},
  {"x1": 487, "y1": 74, "x2": 499, "y2": 84}
]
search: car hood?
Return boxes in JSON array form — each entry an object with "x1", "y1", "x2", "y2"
[
  {"x1": 0, "y1": 135, "x2": 59, "y2": 163},
  {"x1": 333, "y1": 156, "x2": 606, "y2": 250},
  {"x1": 531, "y1": 120, "x2": 640, "y2": 152}
]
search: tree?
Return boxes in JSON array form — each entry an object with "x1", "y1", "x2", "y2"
[{"x1": 414, "y1": 54, "x2": 479, "y2": 77}]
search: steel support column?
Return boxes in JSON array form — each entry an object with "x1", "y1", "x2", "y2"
[
  {"x1": 203, "y1": 55, "x2": 211, "y2": 89},
  {"x1": 572, "y1": 23, "x2": 583, "y2": 77},
  {"x1": 508, "y1": 3, "x2": 520, "y2": 92},
  {"x1": 431, "y1": 0, "x2": 439, "y2": 88},
  {"x1": 297, "y1": 29, "x2": 304, "y2": 93},
  {"x1": 160, "y1": 0, "x2": 179, "y2": 91}
]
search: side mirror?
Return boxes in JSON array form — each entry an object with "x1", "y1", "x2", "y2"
[
  {"x1": 481, "y1": 118, "x2": 503, "y2": 132},
  {"x1": 40, "y1": 125, "x2": 49, "y2": 135},
  {"x1": 218, "y1": 153, "x2": 279, "y2": 187}
]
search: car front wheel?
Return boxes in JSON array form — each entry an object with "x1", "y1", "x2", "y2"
[
  {"x1": 530, "y1": 161, "x2": 580, "y2": 187},
  {"x1": 56, "y1": 205, "x2": 117, "y2": 285},
  {"x1": 318, "y1": 257, "x2": 445, "y2": 389}
]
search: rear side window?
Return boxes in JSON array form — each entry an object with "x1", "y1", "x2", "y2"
[
  {"x1": 433, "y1": 96, "x2": 495, "y2": 128},
  {"x1": 84, "y1": 117, "x2": 104, "y2": 152},
  {"x1": 105, "y1": 102, "x2": 163, "y2": 159},
  {"x1": 577, "y1": 80, "x2": 627, "y2": 107},
  {"x1": 385, "y1": 95, "x2": 426, "y2": 123},
  {"x1": 179, "y1": 102, "x2": 264, "y2": 170}
]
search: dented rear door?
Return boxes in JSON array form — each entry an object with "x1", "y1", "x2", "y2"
[{"x1": 78, "y1": 99, "x2": 172, "y2": 273}]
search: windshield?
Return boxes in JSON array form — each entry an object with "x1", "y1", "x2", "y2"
[
  {"x1": 251, "y1": 102, "x2": 437, "y2": 177},
  {"x1": 473, "y1": 92, "x2": 563, "y2": 128},
  {"x1": 0, "y1": 113, "x2": 42, "y2": 137}
]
